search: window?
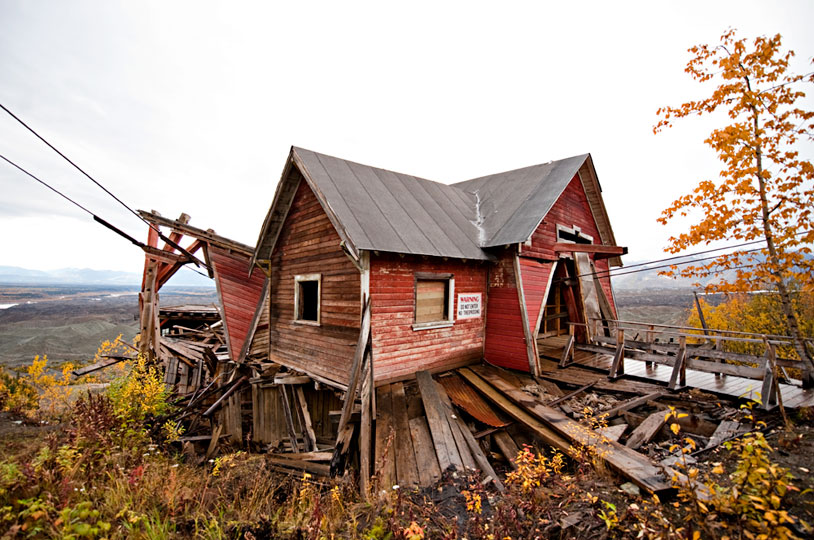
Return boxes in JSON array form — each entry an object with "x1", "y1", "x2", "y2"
[
  {"x1": 294, "y1": 274, "x2": 321, "y2": 325},
  {"x1": 413, "y1": 272, "x2": 454, "y2": 329},
  {"x1": 557, "y1": 224, "x2": 593, "y2": 245}
]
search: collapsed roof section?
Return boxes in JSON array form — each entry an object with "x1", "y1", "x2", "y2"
[{"x1": 252, "y1": 147, "x2": 622, "y2": 268}]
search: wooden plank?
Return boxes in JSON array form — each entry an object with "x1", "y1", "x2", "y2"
[
  {"x1": 597, "y1": 424, "x2": 627, "y2": 442},
  {"x1": 274, "y1": 451, "x2": 333, "y2": 462},
  {"x1": 600, "y1": 392, "x2": 666, "y2": 420},
  {"x1": 462, "y1": 366, "x2": 673, "y2": 494},
  {"x1": 492, "y1": 430, "x2": 521, "y2": 469},
  {"x1": 408, "y1": 416, "x2": 441, "y2": 487},
  {"x1": 435, "y1": 381, "x2": 476, "y2": 470},
  {"x1": 279, "y1": 385, "x2": 301, "y2": 452},
  {"x1": 390, "y1": 383, "x2": 420, "y2": 488},
  {"x1": 704, "y1": 421, "x2": 743, "y2": 450},
  {"x1": 552, "y1": 243, "x2": 627, "y2": 256},
  {"x1": 451, "y1": 414, "x2": 505, "y2": 493},
  {"x1": 374, "y1": 384, "x2": 396, "y2": 490},
  {"x1": 625, "y1": 411, "x2": 668, "y2": 450},
  {"x1": 415, "y1": 371, "x2": 462, "y2": 472},
  {"x1": 333, "y1": 298, "x2": 371, "y2": 454},
  {"x1": 360, "y1": 358, "x2": 373, "y2": 496},
  {"x1": 295, "y1": 386, "x2": 318, "y2": 451}
]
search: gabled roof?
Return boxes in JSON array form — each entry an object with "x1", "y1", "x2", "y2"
[
  {"x1": 452, "y1": 155, "x2": 588, "y2": 248},
  {"x1": 253, "y1": 147, "x2": 622, "y2": 266}
]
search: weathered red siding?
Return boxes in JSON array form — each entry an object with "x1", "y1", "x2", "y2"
[
  {"x1": 522, "y1": 173, "x2": 616, "y2": 317},
  {"x1": 269, "y1": 173, "x2": 361, "y2": 386},
  {"x1": 483, "y1": 250, "x2": 528, "y2": 371},
  {"x1": 370, "y1": 253, "x2": 487, "y2": 383},
  {"x1": 209, "y1": 246, "x2": 267, "y2": 360},
  {"x1": 518, "y1": 257, "x2": 555, "y2": 340}
]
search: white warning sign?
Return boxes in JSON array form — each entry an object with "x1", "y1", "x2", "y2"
[{"x1": 457, "y1": 293, "x2": 482, "y2": 319}]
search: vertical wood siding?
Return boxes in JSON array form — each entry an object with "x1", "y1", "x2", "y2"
[
  {"x1": 483, "y1": 250, "x2": 529, "y2": 371},
  {"x1": 370, "y1": 253, "x2": 487, "y2": 383},
  {"x1": 209, "y1": 246, "x2": 267, "y2": 360},
  {"x1": 269, "y1": 177, "x2": 361, "y2": 386}
]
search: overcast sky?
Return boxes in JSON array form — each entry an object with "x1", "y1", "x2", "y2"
[{"x1": 1, "y1": 1, "x2": 812, "y2": 274}]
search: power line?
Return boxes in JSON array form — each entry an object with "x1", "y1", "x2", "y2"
[
  {"x1": 594, "y1": 246, "x2": 766, "y2": 280},
  {"x1": 0, "y1": 101, "x2": 206, "y2": 269},
  {"x1": 0, "y1": 153, "x2": 210, "y2": 279},
  {"x1": 1, "y1": 153, "x2": 95, "y2": 217}
]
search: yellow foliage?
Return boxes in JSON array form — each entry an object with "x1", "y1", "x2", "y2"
[
  {"x1": 654, "y1": 29, "x2": 814, "y2": 365},
  {"x1": 107, "y1": 355, "x2": 170, "y2": 424}
]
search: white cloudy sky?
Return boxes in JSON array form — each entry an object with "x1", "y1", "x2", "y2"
[{"x1": 1, "y1": 1, "x2": 812, "y2": 273}]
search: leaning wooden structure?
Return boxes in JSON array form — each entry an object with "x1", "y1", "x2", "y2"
[{"x1": 136, "y1": 146, "x2": 814, "y2": 495}]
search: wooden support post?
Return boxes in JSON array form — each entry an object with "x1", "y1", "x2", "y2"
[
  {"x1": 609, "y1": 328, "x2": 625, "y2": 379},
  {"x1": 761, "y1": 341, "x2": 778, "y2": 411},
  {"x1": 294, "y1": 386, "x2": 317, "y2": 452},
  {"x1": 359, "y1": 351, "x2": 373, "y2": 497},
  {"x1": 645, "y1": 325, "x2": 655, "y2": 368},
  {"x1": 279, "y1": 385, "x2": 301, "y2": 452},
  {"x1": 559, "y1": 333, "x2": 575, "y2": 368},
  {"x1": 668, "y1": 336, "x2": 687, "y2": 390}
]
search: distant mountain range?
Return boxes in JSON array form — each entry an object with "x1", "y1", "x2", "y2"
[{"x1": 0, "y1": 265, "x2": 214, "y2": 287}]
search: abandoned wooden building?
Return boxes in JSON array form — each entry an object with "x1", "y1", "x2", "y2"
[
  {"x1": 135, "y1": 146, "x2": 813, "y2": 494},
  {"x1": 249, "y1": 146, "x2": 625, "y2": 386}
]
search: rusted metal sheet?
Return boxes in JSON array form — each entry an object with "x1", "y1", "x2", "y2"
[{"x1": 438, "y1": 373, "x2": 509, "y2": 428}]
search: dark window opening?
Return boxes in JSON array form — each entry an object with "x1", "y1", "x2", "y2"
[
  {"x1": 295, "y1": 277, "x2": 320, "y2": 323},
  {"x1": 558, "y1": 228, "x2": 593, "y2": 244}
]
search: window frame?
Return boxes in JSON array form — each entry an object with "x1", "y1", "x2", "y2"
[
  {"x1": 412, "y1": 272, "x2": 455, "y2": 331},
  {"x1": 556, "y1": 224, "x2": 594, "y2": 245},
  {"x1": 293, "y1": 273, "x2": 321, "y2": 326}
]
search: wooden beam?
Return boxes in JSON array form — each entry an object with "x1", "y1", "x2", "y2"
[
  {"x1": 462, "y1": 366, "x2": 673, "y2": 495},
  {"x1": 416, "y1": 371, "x2": 462, "y2": 472},
  {"x1": 138, "y1": 210, "x2": 255, "y2": 255},
  {"x1": 553, "y1": 243, "x2": 628, "y2": 256},
  {"x1": 625, "y1": 411, "x2": 668, "y2": 450}
]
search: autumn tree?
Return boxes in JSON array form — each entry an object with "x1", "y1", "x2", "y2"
[{"x1": 655, "y1": 29, "x2": 814, "y2": 383}]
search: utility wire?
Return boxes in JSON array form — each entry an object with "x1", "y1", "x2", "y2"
[
  {"x1": 0, "y1": 102, "x2": 206, "y2": 269},
  {"x1": 0, "y1": 153, "x2": 210, "y2": 279}
]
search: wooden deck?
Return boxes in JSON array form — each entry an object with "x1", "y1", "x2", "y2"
[{"x1": 537, "y1": 335, "x2": 814, "y2": 409}]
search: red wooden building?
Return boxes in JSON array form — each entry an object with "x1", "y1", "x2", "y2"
[{"x1": 251, "y1": 147, "x2": 625, "y2": 389}]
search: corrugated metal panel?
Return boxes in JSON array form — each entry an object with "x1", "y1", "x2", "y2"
[
  {"x1": 209, "y1": 246, "x2": 267, "y2": 360},
  {"x1": 453, "y1": 155, "x2": 588, "y2": 248},
  {"x1": 255, "y1": 148, "x2": 620, "y2": 265},
  {"x1": 293, "y1": 147, "x2": 488, "y2": 260},
  {"x1": 438, "y1": 373, "x2": 509, "y2": 428}
]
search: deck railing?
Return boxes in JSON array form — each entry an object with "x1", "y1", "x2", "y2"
[{"x1": 560, "y1": 318, "x2": 814, "y2": 410}]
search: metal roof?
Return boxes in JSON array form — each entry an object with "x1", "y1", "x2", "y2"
[
  {"x1": 254, "y1": 147, "x2": 615, "y2": 263},
  {"x1": 292, "y1": 147, "x2": 488, "y2": 260},
  {"x1": 452, "y1": 154, "x2": 588, "y2": 248}
]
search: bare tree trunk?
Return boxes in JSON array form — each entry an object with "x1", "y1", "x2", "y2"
[{"x1": 752, "y1": 107, "x2": 814, "y2": 386}]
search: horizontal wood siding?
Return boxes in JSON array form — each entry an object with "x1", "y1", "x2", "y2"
[
  {"x1": 209, "y1": 246, "x2": 267, "y2": 360},
  {"x1": 269, "y1": 177, "x2": 361, "y2": 386},
  {"x1": 370, "y1": 253, "x2": 487, "y2": 382},
  {"x1": 484, "y1": 250, "x2": 529, "y2": 371},
  {"x1": 522, "y1": 173, "x2": 617, "y2": 317}
]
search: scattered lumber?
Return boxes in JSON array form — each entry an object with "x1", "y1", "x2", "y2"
[
  {"x1": 704, "y1": 420, "x2": 744, "y2": 451},
  {"x1": 625, "y1": 411, "x2": 668, "y2": 450},
  {"x1": 596, "y1": 424, "x2": 628, "y2": 442},
  {"x1": 416, "y1": 371, "x2": 464, "y2": 472},
  {"x1": 461, "y1": 366, "x2": 673, "y2": 495},
  {"x1": 600, "y1": 391, "x2": 666, "y2": 421},
  {"x1": 492, "y1": 430, "x2": 521, "y2": 469}
]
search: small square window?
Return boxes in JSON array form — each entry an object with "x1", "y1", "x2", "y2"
[
  {"x1": 414, "y1": 273, "x2": 454, "y2": 329},
  {"x1": 294, "y1": 274, "x2": 321, "y2": 325}
]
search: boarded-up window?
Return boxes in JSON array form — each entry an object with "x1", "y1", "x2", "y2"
[
  {"x1": 415, "y1": 276, "x2": 452, "y2": 324},
  {"x1": 295, "y1": 274, "x2": 321, "y2": 324}
]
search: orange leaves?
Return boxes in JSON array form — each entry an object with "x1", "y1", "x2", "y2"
[{"x1": 654, "y1": 29, "x2": 814, "y2": 295}]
